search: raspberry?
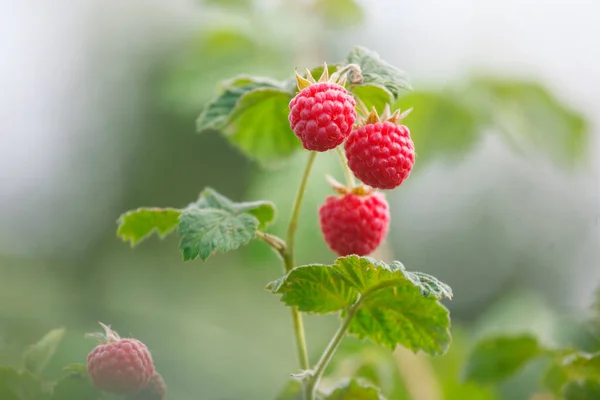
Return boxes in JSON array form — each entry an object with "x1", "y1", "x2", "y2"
[
  {"x1": 288, "y1": 70, "x2": 356, "y2": 152},
  {"x1": 319, "y1": 185, "x2": 390, "y2": 256},
  {"x1": 86, "y1": 323, "x2": 155, "y2": 395},
  {"x1": 345, "y1": 107, "x2": 415, "y2": 190},
  {"x1": 132, "y1": 372, "x2": 167, "y2": 400}
]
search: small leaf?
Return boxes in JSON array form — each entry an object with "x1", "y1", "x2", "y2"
[
  {"x1": 117, "y1": 208, "x2": 181, "y2": 246},
  {"x1": 23, "y1": 328, "x2": 65, "y2": 376},
  {"x1": 226, "y1": 88, "x2": 300, "y2": 167},
  {"x1": 196, "y1": 77, "x2": 283, "y2": 132},
  {"x1": 0, "y1": 367, "x2": 49, "y2": 400},
  {"x1": 178, "y1": 188, "x2": 276, "y2": 261},
  {"x1": 345, "y1": 46, "x2": 412, "y2": 99},
  {"x1": 462, "y1": 335, "x2": 542, "y2": 384},
  {"x1": 325, "y1": 379, "x2": 386, "y2": 400},
  {"x1": 351, "y1": 84, "x2": 394, "y2": 114},
  {"x1": 563, "y1": 379, "x2": 600, "y2": 400},
  {"x1": 268, "y1": 255, "x2": 452, "y2": 355},
  {"x1": 51, "y1": 374, "x2": 101, "y2": 400}
]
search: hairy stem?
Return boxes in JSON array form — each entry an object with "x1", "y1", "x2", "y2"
[
  {"x1": 307, "y1": 299, "x2": 361, "y2": 397},
  {"x1": 283, "y1": 152, "x2": 317, "y2": 377},
  {"x1": 255, "y1": 230, "x2": 286, "y2": 259},
  {"x1": 336, "y1": 146, "x2": 355, "y2": 188}
]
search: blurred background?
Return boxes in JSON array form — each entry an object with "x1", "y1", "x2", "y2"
[{"x1": 1, "y1": 0, "x2": 599, "y2": 399}]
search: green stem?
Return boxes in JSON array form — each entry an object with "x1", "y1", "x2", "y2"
[
  {"x1": 283, "y1": 151, "x2": 317, "y2": 376},
  {"x1": 284, "y1": 151, "x2": 317, "y2": 272},
  {"x1": 336, "y1": 147, "x2": 355, "y2": 188},
  {"x1": 307, "y1": 299, "x2": 361, "y2": 397}
]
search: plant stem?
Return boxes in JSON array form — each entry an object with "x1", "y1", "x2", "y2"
[
  {"x1": 336, "y1": 147, "x2": 355, "y2": 188},
  {"x1": 284, "y1": 151, "x2": 317, "y2": 272},
  {"x1": 282, "y1": 151, "x2": 317, "y2": 376},
  {"x1": 255, "y1": 230, "x2": 286, "y2": 259},
  {"x1": 307, "y1": 299, "x2": 361, "y2": 397}
]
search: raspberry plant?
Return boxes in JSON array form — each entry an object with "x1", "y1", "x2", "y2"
[{"x1": 116, "y1": 46, "x2": 453, "y2": 399}]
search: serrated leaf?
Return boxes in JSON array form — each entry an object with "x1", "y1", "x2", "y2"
[
  {"x1": 325, "y1": 379, "x2": 386, "y2": 400},
  {"x1": 178, "y1": 188, "x2": 276, "y2": 261},
  {"x1": 563, "y1": 379, "x2": 600, "y2": 400},
  {"x1": 51, "y1": 374, "x2": 101, "y2": 400},
  {"x1": 268, "y1": 255, "x2": 452, "y2": 355},
  {"x1": 462, "y1": 335, "x2": 542, "y2": 384},
  {"x1": 117, "y1": 208, "x2": 181, "y2": 246},
  {"x1": 351, "y1": 84, "x2": 393, "y2": 113},
  {"x1": 196, "y1": 78, "x2": 283, "y2": 132},
  {"x1": 393, "y1": 92, "x2": 480, "y2": 165},
  {"x1": 23, "y1": 328, "x2": 65, "y2": 376},
  {"x1": 0, "y1": 367, "x2": 49, "y2": 400},
  {"x1": 226, "y1": 88, "x2": 300, "y2": 167},
  {"x1": 345, "y1": 46, "x2": 411, "y2": 99}
]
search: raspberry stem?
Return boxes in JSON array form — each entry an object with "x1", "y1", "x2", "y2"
[
  {"x1": 283, "y1": 151, "x2": 317, "y2": 375},
  {"x1": 336, "y1": 147, "x2": 356, "y2": 188}
]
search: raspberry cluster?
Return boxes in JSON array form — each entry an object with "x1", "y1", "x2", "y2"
[
  {"x1": 87, "y1": 323, "x2": 166, "y2": 400},
  {"x1": 289, "y1": 67, "x2": 415, "y2": 257}
]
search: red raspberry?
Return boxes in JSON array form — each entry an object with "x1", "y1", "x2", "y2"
[
  {"x1": 319, "y1": 188, "x2": 390, "y2": 256},
  {"x1": 86, "y1": 323, "x2": 155, "y2": 395},
  {"x1": 132, "y1": 372, "x2": 167, "y2": 400},
  {"x1": 289, "y1": 82, "x2": 356, "y2": 151},
  {"x1": 345, "y1": 121, "x2": 415, "y2": 190}
]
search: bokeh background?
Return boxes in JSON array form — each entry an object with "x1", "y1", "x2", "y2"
[{"x1": 1, "y1": 0, "x2": 599, "y2": 399}]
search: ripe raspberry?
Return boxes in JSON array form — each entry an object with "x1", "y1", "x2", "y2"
[
  {"x1": 132, "y1": 372, "x2": 167, "y2": 400},
  {"x1": 288, "y1": 69, "x2": 356, "y2": 152},
  {"x1": 345, "y1": 107, "x2": 415, "y2": 190},
  {"x1": 86, "y1": 323, "x2": 155, "y2": 395},
  {"x1": 319, "y1": 184, "x2": 390, "y2": 256}
]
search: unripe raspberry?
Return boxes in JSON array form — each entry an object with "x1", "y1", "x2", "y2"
[
  {"x1": 345, "y1": 107, "x2": 415, "y2": 190},
  {"x1": 319, "y1": 183, "x2": 390, "y2": 256},
  {"x1": 288, "y1": 69, "x2": 356, "y2": 152},
  {"x1": 86, "y1": 323, "x2": 155, "y2": 395},
  {"x1": 132, "y1": 372, "x2": 167, "y2": 400}
]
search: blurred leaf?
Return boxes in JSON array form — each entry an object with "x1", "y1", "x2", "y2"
[
  {"x1": 62, "y1": 364, "x2": 87, "y2": 376},
  {"x1": 563, "y1": 379, "x2": 600, "y2": 400},
  {"x1": 117, "y1": 208, "x2": 181, "y2": 247},
  {"x1": 196, "y1": 78, "x2": 284, "y2": 132},
  {"x1": 313, "y1": 0, "x2": 364, "y2": 28},
  {"x1": 178, "y1": 188, "x2": 275, "y2": 261},
  {"x1": 352, "y1": 85, "x2": 394, "y2": 113},
  {"x1": 275, "y1": 380, "x2": 302, "y2": 400},
  {"x1": 462, "y1": 335, "x2": 542, "y2": 384},
  {"x1": 393, "y1": 92, "x2": 479, "y2": 165},
  {"x1": 466, "y1": 78, "x2": 588, "y2": 166},
  {"x1": 51, "y1": 374, "x2": 100, "y2": 400},
  {"x1": 23, "y1": 328, "x2": 65, "y2": 376},
  {"x1": 346, "y1": 46, "x2": 411, "y2": 99},
  {"x1": 268, "y1": 255, "x2": 452, "y2": 355},
  {"x1": 0, "y1": 367, "x2": 49, "y2": 400},
  {"x1": 325, "y1": 379, "x2": 385, "y2": 399},
  {"x1": 226, "y1": 88, "x2": 301, "y2": 166}
]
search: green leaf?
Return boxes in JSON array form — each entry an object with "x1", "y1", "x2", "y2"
[
  {"x1": 393, "y1": 92, "x2": 480, "y2": 166},
  {"x1": 345, "y1": 46, "x2": 411, "y2": 99},
  {"x1": 268, "y1": 255, "x2": 452, "y2": 355},
  {"x1": 23, "y1": 328, "x2": 65, "y2": 376},
  {"x1": 351, "y1": 84, "x2": 394, "y2": 114},
  {"x1": 178, "y1": 188, "x2": 276, "y2": 261},
  {"x1": 275, "y1": 381, "x2": 325, "y2": 400},
  {"x1": 313, "y1": 0, "x2": 364, "y2": 28},
  {"x1": 563, "y1": 379, "x2": 600, "y2": 400},
  {"x1": 325, "y1": 379, "x2": 386, "y2": 400},
  {"x1": 117, "y1": 208, "x2": 181, "y2": 246},
  {"x1": 466, "y1": 78, "x2": 588, "y2": 166},
  {"x1": 0, "y1": 367, "x2": 49, "y2": 400},
  {"x1": 462, "y1": 335, "x2": 542, "y2": 384},
  {"x1": 196, "y1": 77, "x2": 283, "y2": 132},
  {"x1": 62, "y1": 364, "x2": 87, "y2": 376},
  {"x1": 226, "y1": 88, "x2": 300, "y2": 167},
  {"x1": 51, "y1": 374, "x2": 101, "y2": 400}
]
